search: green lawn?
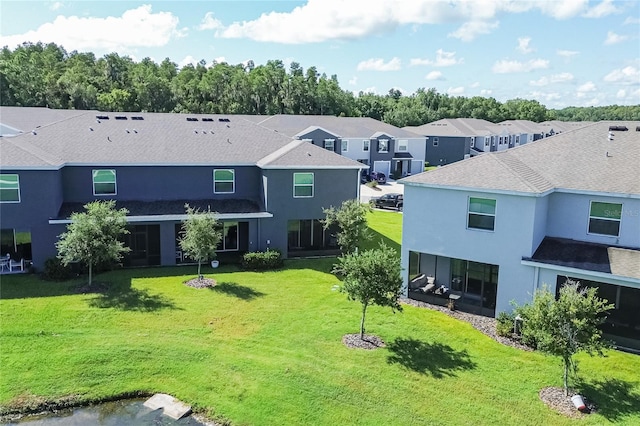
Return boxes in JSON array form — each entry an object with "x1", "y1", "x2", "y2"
[{"x1": 1, "y1": 211, "x2": 639, "y2": 425}]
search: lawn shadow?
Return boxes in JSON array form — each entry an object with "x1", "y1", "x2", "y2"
[
  {"x1": 210, "y1": 282, "x2": 265, "y2": 300},
  {"x1": 386, "y1": 337, "x2": 477, "y2": 378},
  {"x1": 88, "y1": 287, "x2": 179, "y2": 312},
  {"x1": 577, "y1": 377, "x2": 640, "y2": 421},
  {"x1": 360, "y1": 228, "x2": 400, "y2": 253}
]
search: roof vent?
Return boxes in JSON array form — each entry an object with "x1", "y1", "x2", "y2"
[
  {"x1": 202, "y1": 130, "x2": 207, "y2": 134},
  {"x1": 636, "y1": 126, "x2": 640, "y2": 132},
  {"x1": 187, "y1": 117, "x2": 198, "y2": 122},
  {"x1": 89, "y1": 127, "x2": 93, "y2": 131},
  {"x1": 608, "y1": 131, "x2": 614, "y2": 140},
  {"x1": 218, "y1": 118, "x2": 230, "y2": 122},
  {"x1": 202, "y1": 117, "x2": 214, "y2": 122},
  {"x1": 133, "y1": 129, "x2": 138, "y2": 133},
  {"x1": 125, "y1": 129, "x2": 130, "y2": 133},
  {"x1": 608, "y1": 125, "x2": 628, "y2": 131},
  {"x1": 115, "y1": 116, "x2": 127, "y2": 120},
  {"x1": 194, "y1": 130, "x2": 198, "y2": 134},
  {"x1": 131, "y1": 116, "x2": 144, "y2": 120},
  {"x1": 31, "y1": 130, "x2": 37, "y2": 135},
  {"x1": 96, "y1": 115, "x2": 109, "y2": 120}
]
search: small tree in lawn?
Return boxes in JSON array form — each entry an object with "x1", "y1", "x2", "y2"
[
  {"x1": 333, "y1": 242, "x2": 403, "y2": 339},
  {"x1": 322, "y1": 199, "x2": 371, "y2": 254},
  {"x1": 178, "y1": 205, "x2": 222, "y2": 280},
  {"x1": 515, "y1": 279, "x2": 613, "y2": 396},
  {"x1": 56, "y1": 200, "x2": 129, "y2": 286}
]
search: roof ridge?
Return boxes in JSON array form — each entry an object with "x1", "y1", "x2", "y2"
[
  {"x1": 256, "y1": 139, "x2": 304, "y2": 167},
  {"x1": 3, "y1": 137, "x2": 61, "y2": 166},
  {"x1": 492, "y1": 151, "x2": 554, "y2": 193}
]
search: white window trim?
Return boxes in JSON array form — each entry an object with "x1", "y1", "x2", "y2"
[
  {"x1": 324, "y1": 139, "x2": 335, "y2": 151},
  {"x1": 470, "y1": 137, "x2": 475, "y2": 148},
  {"x1": 293, "y1": 172, "x2": 314, "y2": 198},
  {"x1": 378, "y1": 139, "x2": 389, "y2": 153},
  {"x1": 466, "y1": 196, "x2": 496, "y2": 232},
  {"x1": 433, "y1": 137, "x2": 439, "y2": 147},
  {"x1": 341, "y1": 139, "x2": 349, "y2": 152},
  {"x1": 0, "y1": 174, "x2": 21, "y2": 203},
  {"x1": 587, "y1": 200, "x2": 622, "y2": 237},
  {"x1": 397, "y1": 139, "x2": 408, "y2": 152},
  {"x1": 92, "y1": 169, "x2": 117, "y2": 196},
  {"x1": 213, "y1": 169, "x2": 235, "y2": 194},
  {"x1": 217, "y1": 221, "x2": 239, "y2": 251},
  {"x1": 363, "y1": 140, "x2": 370, "y2": 152}
]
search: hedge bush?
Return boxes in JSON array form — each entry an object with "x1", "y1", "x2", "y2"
[
  {"x1": 241, "y1": 250, "x2": 283, "y2": 271},
  {"x1": 42, "y1": 257, "x2": 74, "y2": 281},
  {"x1": 496, "y1": 311, "x2": 516, "y2": 337}
]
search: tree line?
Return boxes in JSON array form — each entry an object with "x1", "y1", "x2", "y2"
[{"x1": 1, "y1": 42, "x2": 638, "y2": 126}]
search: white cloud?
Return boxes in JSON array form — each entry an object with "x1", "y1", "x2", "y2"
[
  {"x1": 624, "y1": 16, "x2": 640, "y2": 25},
  {"x1": 410, "y1": 49, "x2": 463, "y2": 67},
  {"x1": 217, "y1": 0, "x2": 593, "y2": 44},
  {"x1": 603, "y1": 66, "x2": 640, "y2": 84},
  {"x1": 356, "y1": 57, "x2": 401, "y2": 71},
  {"x1": 480, "y1": 89, "x2": 493, "y2": 96},
  {"x1": 198, "y1": 12, "x2": 223, "y2": 31},
  {"x1": 529, "y1": 72, "x2": 574, "y2": 86},
  {"x1": 557, "y1": 49, "x2": 579, "y2": 58},
  {"x1": 583, "y1": 0, "x2": 620, "y2": 18},
  {"x1": 529, "y1": 91, "x2": 562, "y2": 102},
  {"x1": 49, "y1": 1, "x2": 63, "y2": 11},
  {"x1": 517, "y1": 37, "x2": 534, "y2": 54},
  {"x1": 492, "y1": 59, "x2": 549, "y2": 73},
  {"x1": 348, "y1": 76, "x2": 358, "y2": 85},
  {"x1": 469, "y1": 82, "x2": 480, "y2": 88},
  {"x1": 0, "y1": 5, "x2": 183, "y2": 52},
  {"x1": 358, "y1": 86, "x2": 379, "y2": 95},
  {"x1": 447, "y1": 86, "x2": 465, "y2": 95},
  {"x1": 604, "y1": 31, "x2": 628, "y2": 45},
  {"x1": 577, "y1": 81, "x2": 597, "y2": 93},
  {"x1": 616, "y1": 89, "x2": 626, "y2": 98},
  {"x1": 448, "y1": 21, "x2": 499, "y2": 41},
  {"x1": 425, "y1": 71, "x2": 444, "y2": 80}
]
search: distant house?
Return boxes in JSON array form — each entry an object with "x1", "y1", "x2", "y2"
[
  {"x1": 405, "y1": 118, "x2": 591, "y2": 166},
  {"x1": 247, "y1": 115, "x2": 426, "y2": 179},
  {"x1": 400, "y1": 121, "x2": 640, "y2": 350},
  {"x1": 0, "y1": 107, "x2": 366, "y2": 270}
]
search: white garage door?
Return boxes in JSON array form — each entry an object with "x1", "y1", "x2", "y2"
[{"x1": 373, "y1": 160, "x2": 391, "y2": 177}]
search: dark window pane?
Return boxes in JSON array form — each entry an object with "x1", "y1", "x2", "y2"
[
  {"x1": 468, "y1": 214, "x2": 495, "y2": 231},
  {"x1": 588, "y1": 218, "x2": 620, "y2": 236}
]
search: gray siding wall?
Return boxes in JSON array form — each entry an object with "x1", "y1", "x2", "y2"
[
  {"x1": 425, "y1": 136, "x2": 467, "y2": 166},
  {"x1": 298, "y1": 128, "x2": 340, "y2": 154},
  {"x1": 61, "y1": 165, "x2": 263, "y2": 204},
  {"x1": 260, "y1": 168, "x2": 359, "y2": 255},
  {"x1": 369, "y1": 134, "x2": 395, "y2": 164}
]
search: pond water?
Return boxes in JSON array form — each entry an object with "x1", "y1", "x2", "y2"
[{"x1": 5, "y1": 399, "x2": 208, "y2": 426}]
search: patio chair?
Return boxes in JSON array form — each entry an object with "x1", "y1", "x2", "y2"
[{"x1": 9, "y1": 258, "x2": 24, "y2": 272}]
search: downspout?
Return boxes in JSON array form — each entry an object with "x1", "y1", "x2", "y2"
[{"x1": 533, "y1": 265, "x2": 539, "y2": 296}]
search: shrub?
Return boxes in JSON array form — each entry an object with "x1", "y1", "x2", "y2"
[
  {"x1": 42, "y1": 257, "x2": 74, "y2": 281},
  {"x1": 365, "y1": 180, "x2": 378, "y2": 188},
  {"x1": 241, "y1": 250, "x2": 283, "y2": 271},
  {"x1": 496, "y1": 311, "x2": 515, "y2": 337}
]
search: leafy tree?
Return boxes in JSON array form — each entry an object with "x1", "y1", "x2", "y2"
[
  {"x1": 333, "y1": 242, "x2": 403, "y2": 339},
  {"x1": 322, "y1": 199, "x2": 371, "y2": 254},
  {"x1": 515, "y1": 279, "x2": 613, "y2": 395},
  {"x1": 56, "y1": 200, "x2": 129, "y2": 286},
  {"x1": 178, "y1": 205, "x2": 222, "y2": 280}
]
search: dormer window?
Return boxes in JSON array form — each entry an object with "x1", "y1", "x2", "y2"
[
  {"x1": 324, "y1": 139, "x2": 335, "y2": 151},
  {"x1": 378, "y1": 139, "x2": 389, "y2": 153}
]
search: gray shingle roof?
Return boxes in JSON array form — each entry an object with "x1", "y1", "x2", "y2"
[
  {"x1": 0, "y1": 108, "x2": 365, "y2": 170},
  {"x1": 0, "y1": 106, "x2": 91, "y2": 135},
  {"x1": 402, "y1": 121, "x2": 640, "y2": 196}
]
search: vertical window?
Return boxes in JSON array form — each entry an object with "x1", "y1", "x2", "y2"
[
  {"x1": 341, "y1": 139, "x2": 349, "y2": 152},
  {"x1": 216, "y1": 222, "x2": 238, "y2": 251},
  {"x1": 433, "y1": 137, "x2": 439, "y2": 147},
  {"x1": 0, "y1": 174, "x2": 20, "y2": 202},
  {"x1": 485, "y1": 137, "x2": 490, "y2": 147},
  {"x1": 588, "y1": 201, "x2": 622, "y2": 236},
  {"x1": 470, "y1": 137, "x2": 475, "y2": 148},
  {"x1": 92, "y1": 169, "x2": 116, "y2": 195},
  {"x1": 397, "y1": 140, "x2": 408, "y2": 152},
  {"x1": 468, "y1": 197, "x2": 496, "y2": 231},
  {"x1": 363, "y1": 140, "x2": 370, "y2": 152},
  {"x1": 324, "y1": 139, "x2": 335, "y2": 151},
  {"x1": 378, "y1": 139, "x2": 389, "y2": 153},
  {"x1": 293, "y1": 173, "x2": 314, "y2": 198},
  {"x1": 214, "y1": 169, "x2": 235, "y2": 193}
]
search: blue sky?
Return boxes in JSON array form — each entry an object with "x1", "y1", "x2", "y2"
[{"x1": 1, "y1": 0, "x2": 639, "y2": 109}]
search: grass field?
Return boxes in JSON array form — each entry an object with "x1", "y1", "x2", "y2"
[{"x1": 1, "y1": 211, "x2": 639, "y2": 425}]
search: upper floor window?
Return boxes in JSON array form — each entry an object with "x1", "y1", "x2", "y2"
[
  {"x1": 397, "y1": 140, "x2": 408, "y2": 152},
  {"x1": 485, "y1": 137, "x2": 490, "y2": 146},
  {"x1": 468, "y1": 197, "x2": 496, "y2": 231},
  {"x1": 341, "y1": 139, "x2": 349, "y2": 152},
  {"x1": 470, "y1": 137, "x2": 475, "y2": 148},
  {"x1": 324, "y1": 139, "x2": 335, "y2": 151},
  {"x1": 378, "y1": 139, "x2": 389, "y2": 153},
  {"x1": 0, "y1": 174, "x2": 20, "y2": 203},
  {"x1": 433, "y1": 137, "x2": 439, "y2": 147},
  {"x1": 363, "y1": 140, "x2": 370, "y2": 152},
  {"x1": 214, "y1": 169, "x2": 235, "y2": 193},
  {"x1": 588, "y1": 201, "x2": 622, "y2": 236},
  {"x1": 293, "y1": 172, "x2": 314, "y2": 198},
  {"x1": 93, "y1": 169, "x2": 117, "y2": 196}
]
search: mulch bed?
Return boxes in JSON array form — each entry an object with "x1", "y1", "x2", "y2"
[
  {"x1": 72, "y1": 282, "x2": 109, "y2": 294},
  {"x1": 342, "y1": 333, "x2": 386, "y2": 350},
  {"x1": 184, "y1": 277, "x2": 217, "y2": 289},
  {"x1": 539, "y1": 387, "x2": 596, "y2": 418}
]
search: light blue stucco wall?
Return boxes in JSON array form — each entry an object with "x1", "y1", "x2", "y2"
[
  {"x1": 401, "y1": 184, "x2": 542, "y2": 314},
  {"x1": 546, "y1": 192, "x2": 640, "y2": 248}
]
